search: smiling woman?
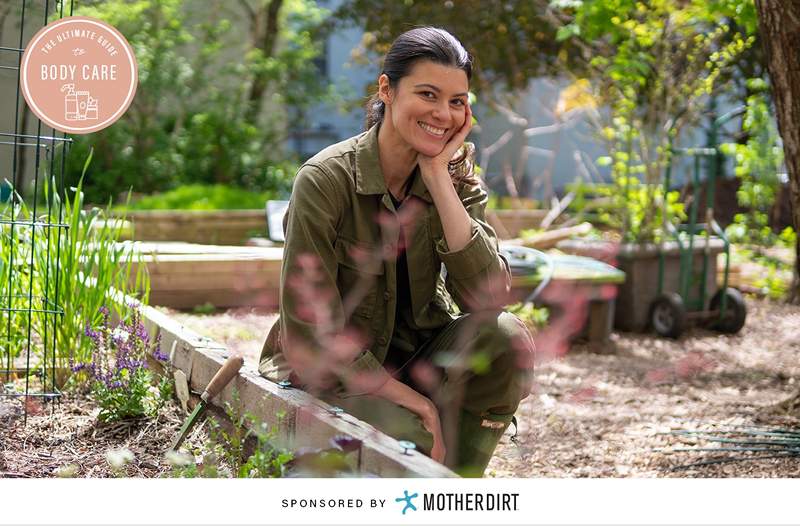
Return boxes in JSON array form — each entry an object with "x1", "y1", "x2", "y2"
[{"x1": 259, "y1": 27, "x2": 535, "y2": 478}]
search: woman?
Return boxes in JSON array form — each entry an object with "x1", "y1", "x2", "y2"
[{"x1": 259, "y1": 27, "x2": 534, "y2": 477}]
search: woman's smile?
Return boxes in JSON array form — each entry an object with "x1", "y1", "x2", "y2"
[{"x1": 418, "y1": 121, "x2": 448, "y2": 138}]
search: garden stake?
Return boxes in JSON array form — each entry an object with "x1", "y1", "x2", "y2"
[{"x1": 168, "y1": 354, "x2": 244, "y2": 452}]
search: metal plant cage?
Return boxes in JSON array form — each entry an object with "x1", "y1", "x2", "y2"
[{"x1": 1, "y1": 0, "x2": 74, "y2": 419}]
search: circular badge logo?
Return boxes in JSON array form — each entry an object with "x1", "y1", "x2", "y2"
[{"x1": 20, "y1": 16, "x2": 137, "y2": 135}]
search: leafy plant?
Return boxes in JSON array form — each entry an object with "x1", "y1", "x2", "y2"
[
  {"x1": 559, "y1": 0, "x2": 753, "y2": 243},
  {"x1": 0, "y1": 152, "x2": 149, "y2": 382},
  {"x1": 64, "y1": 0, "x2": 329, "y2": 204},
  {"x1": 168, "y1": 392, "x2": 293, "y2": 478},
  {"x1": 114, "y1": 183, "x2": 288, "y2": 212},
  {"x1": 71, "y1": 305, "x2": 171, "y2": 422},
  {"x1": 507, "y1": 302, "x2": 550, "y2": 332},
  {"x1": 722, "y1": 80, "x2": 790, "y2": 248},
  {"x1": 568, "y1": 181, "x2": 686, "y2": 242}
]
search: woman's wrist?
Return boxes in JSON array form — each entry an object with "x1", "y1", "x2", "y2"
[{"x1": 375, "y1": 375, "x2": 437, "y2": 420}]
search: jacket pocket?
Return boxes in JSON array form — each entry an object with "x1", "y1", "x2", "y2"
[{"x1": 334, "y1": 237, "x2": 384, "y2": 319}]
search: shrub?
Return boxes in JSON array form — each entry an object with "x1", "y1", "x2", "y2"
[{"x1": 115, "y1": 183, "x2": 285, "y2": 212}]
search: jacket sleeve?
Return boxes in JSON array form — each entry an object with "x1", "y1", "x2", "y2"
[
  {"x1": 434, "y1": 181, "x2": 512, "y2": 312},
  {"x1": 279, "y1": 164, "x2": 384, "y2": 386}
]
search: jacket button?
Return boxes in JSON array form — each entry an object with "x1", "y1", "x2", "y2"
[
  {"x1": 384, "y1": 291, "x2": 391, "y2": 301},
  {"x1": 378, "y1": 336, "x2": 387, "y2": 345}
]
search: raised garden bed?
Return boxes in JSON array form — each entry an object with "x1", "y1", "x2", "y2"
[{"x1": 124, "y1": 210, "x2": 266, "y2": 246}]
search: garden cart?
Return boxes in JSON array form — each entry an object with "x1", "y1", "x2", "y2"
[{"x1": 648, "y1": 109, "x2": 747, "y2": 338}]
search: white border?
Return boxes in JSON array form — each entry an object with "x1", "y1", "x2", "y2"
[
  {"x1": 0, "y1": 478, "x2": 798, "y2": 525},
  {"x1": 20, "y1": 16, "x2": 137, "y2": 134}
]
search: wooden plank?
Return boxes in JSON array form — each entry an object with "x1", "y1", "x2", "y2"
[
  {"x1": 148, "y1": 289, "x2": 278, "y2": 310},
  {"x1": 120, "y1": 294, "x2": 457, "y2": 477}
]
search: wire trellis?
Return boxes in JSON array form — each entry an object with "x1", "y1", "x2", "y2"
[{"x1": 1, "y1": 0, "x2": 74, "y2": 421}]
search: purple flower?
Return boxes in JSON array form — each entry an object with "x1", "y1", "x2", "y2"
[{"x1": 153, "y1": 349, "x2": 169, "y2": 362}]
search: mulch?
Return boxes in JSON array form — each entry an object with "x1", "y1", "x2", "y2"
[
  {"x1": 489, "y1": 297, "x2": 800, "y2": 477},
  {"x1": 0, "y1": 393, "x2": 205, "y2": 478}
]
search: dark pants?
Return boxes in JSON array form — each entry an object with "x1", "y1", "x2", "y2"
[{"x1": 321, "y1": 311, "x2": 534, "y2": 472}]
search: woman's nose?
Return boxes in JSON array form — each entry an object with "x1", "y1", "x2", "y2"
[{"x1": 431, "y1": 101, "x2": 450, "y2": 124}]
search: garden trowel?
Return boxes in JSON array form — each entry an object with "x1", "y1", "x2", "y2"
[{"x1": 168, "y1": 354, "x2": 244, "y2": 451}]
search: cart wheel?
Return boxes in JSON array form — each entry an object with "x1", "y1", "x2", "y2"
[
  {"x1": 710, "y1": 287, "x2": 746, "y2": 334},
  {"x1": 650, "y1": 293, "x2": 686, "y2": 339}
]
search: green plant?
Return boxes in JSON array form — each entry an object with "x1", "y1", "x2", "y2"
[
  {"x1": 191, "y1": 302, "x2": 217, "y2": 315},
  {"x1": 567, "y1": 181, "x2": 686, "y2": 242},
  {"x1": 65, "y1": 0, "x2": 329, "y2": 204},
  {"x1": 507, "y1": 302, "x2": 549, "y2": 332},
  {"x1": 0, "y1": 153, "x2": 149, "y2": 382},
  {"x1": 722, "y1": 80, "x2": 790, "y2": 248},
  {"x1": 558, "y1": 0, "x2": 753, "y2": 243},
  {"x1": 168, "y1": 392, "x2": 293, "y2": 478},
  {"x1": 114, "y1": 184, "x2": 287, "y2": 212},
  {"x1": 72, "y1": 305, "x2": 171, "y2": 422}
]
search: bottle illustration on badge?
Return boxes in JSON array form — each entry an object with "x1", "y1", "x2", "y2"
[{"x1": 60, "y1": 83, "x2": 99, "y2": 121}]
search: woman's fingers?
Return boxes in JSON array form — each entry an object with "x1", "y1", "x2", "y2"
[
  {"x1": 423, "y1": 421, "x2": 446, "y2": 463},
  {"x1": 430, "y1": 435, "x2": 447, "y2": 463},
  {"x1": 420, "y1": 411, "x2": 446, "y2": 463}
]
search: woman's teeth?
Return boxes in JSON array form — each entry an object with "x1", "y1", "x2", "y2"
[{"x1": 418, "y1": 122, "x2": 446, "y2": 137}]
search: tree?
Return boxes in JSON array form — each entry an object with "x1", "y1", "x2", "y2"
[
  {"x1": 64, "y1": 0, "x2": 328, "y2": 203},
  {"x1": 753, "y1": 1, "x2": 800, "y2": 303}
]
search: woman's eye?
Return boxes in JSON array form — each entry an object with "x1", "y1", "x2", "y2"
[
  {"x1": 420, "y1": 91, "x2": 436, "y2": 99},
  {"x1": 451, "y1": 99, "x2": 465, "y2": 106}
]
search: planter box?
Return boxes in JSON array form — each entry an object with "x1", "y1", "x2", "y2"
[
  {"x1": 486, "y1": 209, "x2": 549, "y2": 239},
  {"x1": 557, "y1": 237, "x2": 726, "y2": 332},
  {"x1": 127, "y1": 242, "x2": 282, "y2": 309},
  {"x1": 122, "y1": 210, "x2": 265, "y2": 245},
  {"x1": 102, "y1": 285, "x2": 456, "y2": 477}
]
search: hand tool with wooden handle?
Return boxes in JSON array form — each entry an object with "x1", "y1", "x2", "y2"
[{"x1": 168, "y1": 354, "x2": 244, "y2": 452}]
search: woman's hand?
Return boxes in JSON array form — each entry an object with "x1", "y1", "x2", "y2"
[
  {"x1": 374, "y1": 375, "x2": 446, "y2": 463},
  {"x1": 417, "y1": 103, "x2": 473, "y2": 177}
]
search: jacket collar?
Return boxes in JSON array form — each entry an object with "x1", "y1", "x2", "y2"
[{"x1": 355, "y1": 122, "x2": 432, "y2": 203}]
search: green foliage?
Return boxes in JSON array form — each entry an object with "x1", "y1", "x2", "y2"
[
  {"x1": 718, "y1": 82, "x2": 795, "y2": 300},
  {"x1": 0, "y1": 163, "x2": 149, "y2": 379},
  {"x1": 64, "y1": 0, "x2": 328, "y2": 204},
  {"x1": 334, "y1": 0, "x2": 585, "y2": 95},
  {"x1": 191, "y1": 302, "x2": 217, "y2": 315},
  {"x1": 507, "y1": 302, "x2": 550, "y2": 332},
  {"x1": 168, "y1": 392, "x2": 292, "y2": 478},
  {"x1": 568, "y1": 181, "x2": 686, "y2": 243},
  {"x1": 721, "y1": 84, "x2": 788, "y2": 247},
  {"x1": 486, "y1": 195, "x2": 541, "y2": 210},
  {"x1": 115, "y1": 183, "x2": 288, "y2": 212},
  {"x1": 559, "y1": 0, "x2": 753, "y2": 243}
]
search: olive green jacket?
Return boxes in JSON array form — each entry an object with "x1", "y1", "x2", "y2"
[{"x1": 258, "y1": 123, "x2": 511, "y2": 386}]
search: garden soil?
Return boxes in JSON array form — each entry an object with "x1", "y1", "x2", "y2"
[{"x1": 1, "y1": 298, "x2": 799, "y2": 478}]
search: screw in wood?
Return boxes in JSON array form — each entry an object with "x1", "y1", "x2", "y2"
[{"x1": 398, "y1": 440, "x2": 416, "y2": 455}]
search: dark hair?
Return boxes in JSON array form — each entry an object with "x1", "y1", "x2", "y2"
[
  {"x1": 365, "y1": 27, "x2": 472, "y2": 130},
  {"x1": 365, "y1": 27, "x2": 476, "y2": 185}
]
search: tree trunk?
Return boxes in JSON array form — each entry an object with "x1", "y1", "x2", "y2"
[
  {"x1": 755, "y1": 1, "x2": 800, "y2": 415},
  {"x1": 754, "y1": 1, "x2": 800, "y2": 304},
  {"x1": 242, "y1": 0, "x2": 285, "y2": 126}
]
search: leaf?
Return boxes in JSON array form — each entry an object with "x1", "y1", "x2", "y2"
[
  {"x1": 556, "y1": 24, "x2": 580, "y2": 42},
  {"x1": 81, "y1": 147, "x2": 94, "y2": 179}
]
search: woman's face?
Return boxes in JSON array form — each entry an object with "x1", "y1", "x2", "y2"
[{"x1": 380, "y1": 60, "x2": 469, "y2": 157}]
